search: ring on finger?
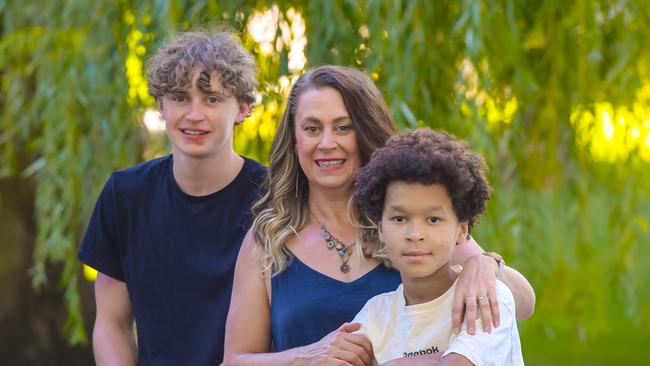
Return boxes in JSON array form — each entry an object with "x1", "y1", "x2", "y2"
[{"x1": 478, "y1": 295, "x2": 489, "y2": 301}]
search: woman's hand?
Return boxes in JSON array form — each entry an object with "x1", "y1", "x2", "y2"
[
  {"x1": 295, "y1": 322, "x2": 374, "y2": 366},
  {"x1": 451, "y1": 254, "x2": 500, "y2": 335}
]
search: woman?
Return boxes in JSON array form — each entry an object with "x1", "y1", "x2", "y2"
[{"x1": 224, "y1": 66, "x2": 534, "y2": 366}]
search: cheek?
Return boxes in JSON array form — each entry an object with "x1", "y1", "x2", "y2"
[
  {"x1": 294, "y1": 134, "x2": 311, "y2": 170},
  {"x1": 347, "y1": 136, "x2": 360, "y2": 155},
  {"x1": 380, "y1": 224, "x2": 398, "y2": 248},
  {"x1": 294, "y1": 135, "x2": 305, "y2": 158},
  {"x1": 162, "y1": 107, "x2": 182, "y2": 123}
]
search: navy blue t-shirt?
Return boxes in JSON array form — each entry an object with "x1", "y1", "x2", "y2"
[{"x1": 78, "y1": 155, "x2": 266, "y2": 365}]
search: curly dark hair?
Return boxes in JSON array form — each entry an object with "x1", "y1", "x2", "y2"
[{"x1": 354, "y1": 128, "x2": 491, "y2": 231}]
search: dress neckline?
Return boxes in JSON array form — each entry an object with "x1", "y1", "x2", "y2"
[{"x1": 287, "y1": 250, "x2": 388, "y2": 284}]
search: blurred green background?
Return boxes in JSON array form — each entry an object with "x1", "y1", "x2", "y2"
[{"x1": 1, "y1": 1, "x2": 649, "y2": 364}]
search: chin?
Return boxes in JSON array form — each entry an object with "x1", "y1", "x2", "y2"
[
  {"x1": 311, "y1": 180, "x2": 352, "y2": 191},
  {"x1": 399, "y1": 267, "x2": 434, "y2": 280},
  {"x1": 175, "y1": 148, "x2": 216, "y2": 160}
]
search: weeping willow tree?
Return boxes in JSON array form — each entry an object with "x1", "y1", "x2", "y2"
[{"x1": 2, "y1": 1, "x2": 649, "y2": 364}]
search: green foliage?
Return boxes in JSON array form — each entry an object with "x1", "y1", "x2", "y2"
[
  {"x1": 2, "y1": 0, "x2": 143, "y2": 344},
  {"x1": 2, "y1": 0, "x2": 649, "y2": 363}
]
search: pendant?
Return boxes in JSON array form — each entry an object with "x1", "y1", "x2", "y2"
[
  {"x1": 321, "y1": 229, "x2": 331, "y2": 240},
  {"x1": 340, "y1": 263, "x2": 351, "y2": 273}
]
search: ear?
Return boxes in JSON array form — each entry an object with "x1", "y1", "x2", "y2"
[
  {"x1": 456, "y1": 221, "x2": 469, "y2": 245},
  {"x1": 235, "y1": 101, "x2": 251, "y2": 124},
  {"x1": 156, "y1": 98, "x2": 164, "y2": 114},
  {"x1": 377, "y1": 220, "x2": 384, "y2": 243}
]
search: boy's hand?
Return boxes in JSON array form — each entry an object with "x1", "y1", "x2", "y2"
[{"x1": 451, "y1": 254, "x2": 500, "y2": 335}]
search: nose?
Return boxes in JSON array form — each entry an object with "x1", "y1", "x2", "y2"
[
  {"x1": 405, "y1": 223, "x2": 425, "y2": 243},
  {"x1": 186, "y1": 100, "x2": 206, "y2": 122},
  {"x1": 317, "y1": 130, "x2": 337, "y2": 151}
]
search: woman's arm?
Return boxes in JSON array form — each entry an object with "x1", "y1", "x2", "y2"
[
  {"x1": 223, "y1": 229, "x2": 279, "y2": 365},
  {"x1": 223, "y1": 230, "x2": 374, "y2": 366},
  {"x1": 450, "y1": 236, "x2": 536, "y2": 334}
]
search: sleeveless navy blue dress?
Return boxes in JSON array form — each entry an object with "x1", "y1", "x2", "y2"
[{"x1": 270, "y1": 254, "x2": 401, "y2": 351}]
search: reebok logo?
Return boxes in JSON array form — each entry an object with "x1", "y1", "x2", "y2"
[{"x1": 403, "y1": 345, "x2": 440, "y2": 357}]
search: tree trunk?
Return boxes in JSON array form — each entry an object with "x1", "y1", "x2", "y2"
[{"x1": 0, "y1": 177, "x2": 93, "y2": 365}]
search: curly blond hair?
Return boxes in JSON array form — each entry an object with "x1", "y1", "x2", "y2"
[{"x1": 146, "y1": 30, "x2": 258, "y2": 114}]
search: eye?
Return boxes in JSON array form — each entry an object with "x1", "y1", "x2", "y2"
[
  {"x1": 206, "y1": 96, "x2": 221, "y2": 104},
  {"x1": 389, "y1": 216, "x2": 405, "y2": 223},
  {"x1": 427, "y1": 217, "x2": 440, "y2": 224},
  {"x1": 303, "y1": 125, "x2": 320, "y2": 134},
  {"x1": 171, "y1": 94, "x2": 187, "y2": 103},
  {"x1": 335, "y1": 124, "x2": 353, "y2": 133}
]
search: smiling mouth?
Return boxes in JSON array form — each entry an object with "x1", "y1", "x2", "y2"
[
  {"x1": 316, "y1": 159, "x2": 345, "y2": 168},
  {"x1": 181, "y1": 129, "x2": 209, "y2": 136}
]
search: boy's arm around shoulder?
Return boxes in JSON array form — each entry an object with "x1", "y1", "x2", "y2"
[{"x1": 93, "y1": 273, "x2": 137, "y2": 366}]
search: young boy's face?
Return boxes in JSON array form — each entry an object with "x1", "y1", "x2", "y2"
[
  {"x1": 379, "y1": 181, "x2": 468, "y2": 280},
  {"x1": 158, "y1": 68, "x2": 250, "y2": 161}
]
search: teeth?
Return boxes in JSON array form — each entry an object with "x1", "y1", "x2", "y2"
[
  {"x1": 183, "y1": 130, "x2": 207, "y2": 135},
  {"x1": 318, "y1": 160, "x2": 344, "y2": 167}
]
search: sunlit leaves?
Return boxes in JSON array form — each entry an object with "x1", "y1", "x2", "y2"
[{"x1": 3, "y1": 2, "x2": 650, "y2": 363}]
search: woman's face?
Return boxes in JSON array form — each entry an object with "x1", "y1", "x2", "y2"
[{"x1": 294, "y1": 87, "x2": 360, "y2": 193}]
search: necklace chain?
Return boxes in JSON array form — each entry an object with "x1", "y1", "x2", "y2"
[{"x1": 312, "y1": 215, "x2": 356, "y2": 273}]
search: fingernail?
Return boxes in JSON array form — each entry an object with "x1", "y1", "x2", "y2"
[{"x1": 454, "y1": 327, "x2": 460, "y2": 334}]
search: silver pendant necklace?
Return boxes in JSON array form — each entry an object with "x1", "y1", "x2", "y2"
[{"x1": 312, "y1": 215, "x2": 356, "y2": 273}]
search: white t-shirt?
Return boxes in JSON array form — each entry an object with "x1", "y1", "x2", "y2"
[{"x1": 352, "y1": 279, "x2": 524, "y2": 365}]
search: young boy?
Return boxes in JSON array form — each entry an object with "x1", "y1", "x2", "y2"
[
  {"x1": 77, "y1": 31, "x2": 266, "y2": 365},
  {"x1": 353, "y1": 128, "x2": 524, "y2": 365}
]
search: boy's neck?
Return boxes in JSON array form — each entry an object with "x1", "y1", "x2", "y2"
[
  {"x1": 402, "y1": 265, "x2": 458, "y2": 306},
  {"x1": 172, "y1": 150, "x2": 244, "y2": 196}
]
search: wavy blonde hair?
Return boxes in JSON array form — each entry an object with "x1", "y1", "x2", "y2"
[{"x1": 252, "y1": 65, "x2": 396, "y2": 275}]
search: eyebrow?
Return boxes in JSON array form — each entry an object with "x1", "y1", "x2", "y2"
[
  {"x1": 168, "y1": 88, "x2": 227, "y2": 96},
  {"x1": 386, "y1": 205, "x2": 445, "y2": 213},
  {"x1": 299, "y1": 116, "x2": 352, "y2": 124}
]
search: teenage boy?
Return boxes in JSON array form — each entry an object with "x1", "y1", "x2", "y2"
[
  {"x1": 353, "y1": 128, "x2": 524, "y2": 365},
  {"x1": 77, "y1": 31, "x2": 266, "y2": 365}
]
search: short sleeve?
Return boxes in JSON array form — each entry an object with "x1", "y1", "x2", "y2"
[
  {"x1": 77, "y1": 175, "x2": 125, "y2": 281},
  {"x1": 443, "y1": 281, "x2": 524, "y2": 365},
  {"x1": 352, "y1": 300, "x2": 381, "y2": 366},
  {"x1": 351, "y1": 299, "x2": 371, "y2": 337}
]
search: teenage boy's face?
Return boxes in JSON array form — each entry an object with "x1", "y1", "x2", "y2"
[
  {"x1": 379, "y1": 181, "x2": 468, "y2": 281},
  {"x1": 158, "y1": 68, "x2": 250, "y2": 161}
]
